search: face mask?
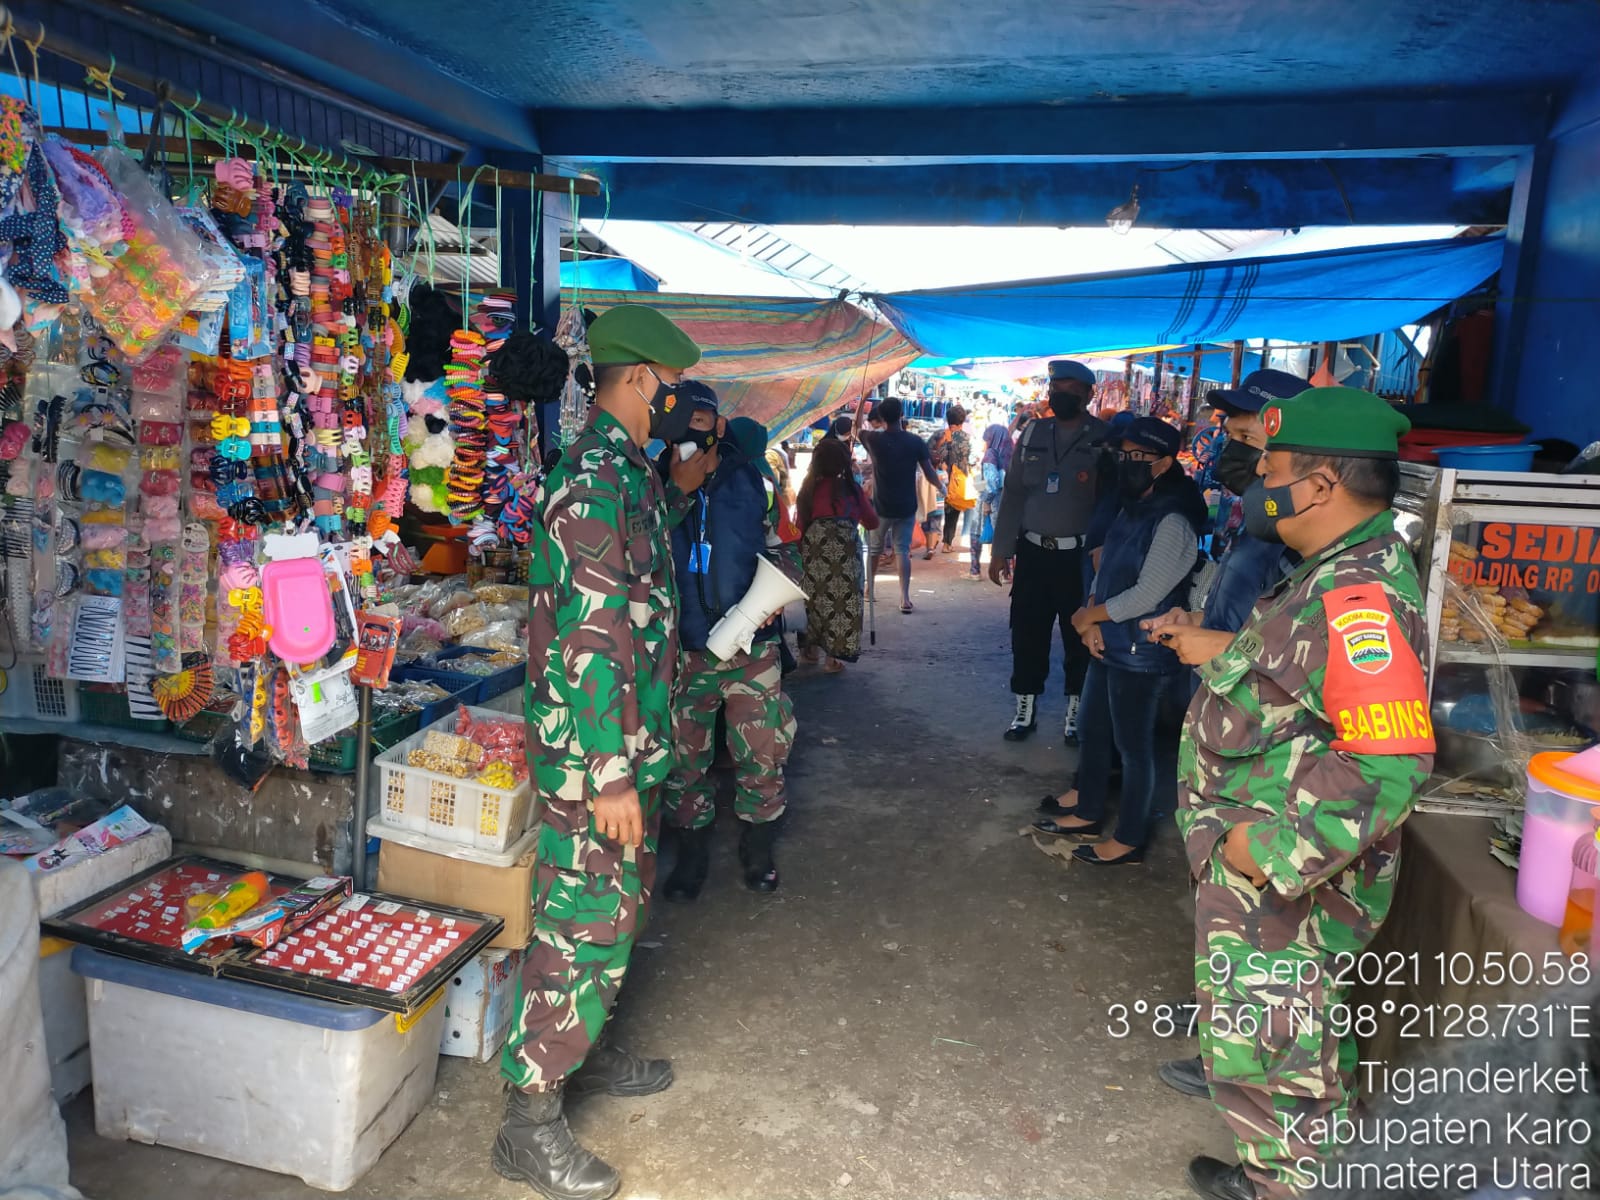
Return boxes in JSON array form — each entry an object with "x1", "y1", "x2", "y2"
[
  {"x1": 1241, "y1": 474, "x2": 1321, "y2": 543},
  {"x1": 1047, "y1": 388, "x2": 1084, "y2": 419},
  {"x1": 638, "y1": 369, "x2": 692, "y2": 444},
  {"x1": 676, "y1": 425, "x2": 718, "y2": 461},
  {"x1": 1213, "y1": 438, "x2": 1262, "y2": 497},
  {"x1": 1118, "y1": 459, "x2": 1155, "y2": 498}
]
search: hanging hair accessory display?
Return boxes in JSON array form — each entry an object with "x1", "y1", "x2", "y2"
[{"x1": 152, "y1": 651, "x2": 216, "y2": 723}]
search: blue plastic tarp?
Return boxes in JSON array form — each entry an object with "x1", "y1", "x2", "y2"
[
  {"x1": 868, "y1": 236, "x2": 1504, "y2": 360},
  {"x1": 560, "y1": 258, "x2": 658, "y2": 292}
]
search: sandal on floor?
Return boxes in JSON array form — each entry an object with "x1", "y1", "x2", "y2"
[
  {"x1": 1037, "y1": 795, "x2": 1081, "y2": 818},
  {"x1": 899, "y1": 601, "x2": 914, "y2": 614},
  {"x1": 824, "y1": 659, "x2": 845, "y2": 674}
]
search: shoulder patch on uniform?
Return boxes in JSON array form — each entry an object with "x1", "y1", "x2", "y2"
[{"x1": 1320, "y1": 584, "x2": 1434, "y2": 755}]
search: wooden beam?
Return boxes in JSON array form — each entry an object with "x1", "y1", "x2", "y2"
[
  {"x1": 1230, "y1": 341, "x2": 1244, "y2": 388},
  {"x1": 46, "y1": 128, "x2": 600, "y2": 196}
]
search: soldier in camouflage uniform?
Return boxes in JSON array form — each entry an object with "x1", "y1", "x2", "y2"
[
  {"x1": 1170, "y1": 389, "x2": 1434, "y2": 1200},
  {"x1": 657, "y1": 396, "x2": 799, "y2": 900},
  {"x1": 495, "y1": 305, "x2": 713, "y2": 1200}
]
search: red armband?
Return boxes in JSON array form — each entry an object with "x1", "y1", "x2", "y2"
[{"x1": 1321, "y1": 585, "x2": 1435, "y2": 754}]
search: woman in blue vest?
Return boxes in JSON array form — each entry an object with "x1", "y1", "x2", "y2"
[{"x1": 1030, "y1": 417, "x2": 1207, "y2": 865}]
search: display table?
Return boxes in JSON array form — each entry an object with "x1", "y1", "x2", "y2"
[{"x1": 1355, "y1": 812, "x2": 1562, "y2": 1068}]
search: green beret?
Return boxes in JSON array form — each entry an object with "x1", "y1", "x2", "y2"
[
  {"x1": 588, "y1": 304, "x2": 701, "y2": 368},
  {"x1": 1261, "y1": 387, "x2": 1411, "y2": 459}
]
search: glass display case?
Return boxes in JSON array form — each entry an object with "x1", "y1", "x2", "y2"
[{"x1": 1394, "y1": 464, "x2": 1600, "y2": 810}]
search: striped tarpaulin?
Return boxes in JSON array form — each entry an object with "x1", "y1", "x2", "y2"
[{"x1": 570, "y1": 290, "x2": 921, "y2": 441}]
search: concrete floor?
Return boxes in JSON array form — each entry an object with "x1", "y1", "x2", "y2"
[{"x1": 65, "y1": 547, "x2": 1237, "y2": 1199}]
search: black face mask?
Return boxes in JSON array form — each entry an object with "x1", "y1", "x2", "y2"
[
  {"x1": 1213, "y1": 438, "x2": 1262, "y2": 497},
  {"x1": 675, "y1": 426, "x2": 718, "y2": 461},
  {"x1": 1047, "y1": 387, "x2": 1085, "y2": 419},
  {"x1": 1240, "y1": 475, "x2": 1321, "y2": 543},
  {"x1": 640, "y1": 369, "x2": 692, "y2": 444},
  {"x1": 1118, "y1": 459, "x2": 1156, "y2": 499}
]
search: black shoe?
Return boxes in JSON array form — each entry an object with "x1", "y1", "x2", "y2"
[
  {"x1": 1004, "y1": 693, "x2": 1038, "y2": 741},
  {"x1": 1187, "y1": 1157, "x2": 1257, "y2": 1200},
  {"x1": 739, "y1": 819, "x2": 780, "y2": 892},
  {"x1": 663, "y1": 826, "x2": 712, "y2": 902},
  {"x1": 1157, "y1": 998, "x2": 1202, "y2": 1038},
  {"x1": 569, "y1": 1043, "x2": 674, "y2": 1098},
  {"x1": 492, "y1": 1087, "x2": 621, "y2": 1200},
  {"x1": 1070, "y1": 842, "x2": 1145, "y2": 866},
  {"x1": 1158, "y1": 1055, "x2": 1210, "y2": 1099},
  {"x1": 1063, "y1": 692, "x2": 1082, "y2": 746},
  {"x1": 1036, "y1": 795, "x2": 1080, "y2": 817},
  {"x1": 1030, "y1": 816, "x2": 1103, "y2": 839}
]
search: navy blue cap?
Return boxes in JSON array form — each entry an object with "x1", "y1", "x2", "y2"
[
  {"x1": 1124, "y1": 417, "x2": 1182, "y2": 458},
  {"x1": 678, "y1": 379, "x2": 719, "y2": 413},
  {"x1": 1206, "y1": 369, "x2": 1309, "y2": 416},
  {"x1": 1048, "y1": 359, "x2": 1096, "y2": 386}
]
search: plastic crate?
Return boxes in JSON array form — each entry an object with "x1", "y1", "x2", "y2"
[
  {"x1": 0, "y1": 659, "x2": 80, "y2": 723},
  {"x1": 307, "y1": 705, "x2": 422, "y2": 773},
  {"x1": 77, "y1": 687, "x2": 171, "y2": 734},
  {"x1": 395, "y1": 647, "x2": 525, "y2": 703},
  {"x1": 373, "y1": 707, "x2": 533, "y2": 852},
  {"x1": 409, "y1": 676, "x2": 481, "y2": 729}
]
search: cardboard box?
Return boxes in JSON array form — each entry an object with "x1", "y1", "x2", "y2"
[
  {"x1": 377, "y1": 840, "x2": 533, "y2": 951},
  {"x1": 439, "y1": 947, "x2": 523, "y2": 1061}
]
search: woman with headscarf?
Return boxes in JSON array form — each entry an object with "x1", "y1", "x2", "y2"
[
  {"x1": 968, "y1": 422, "x2": 1012, "y2": 579},
  {"x1": 796, "y1": 437, "x2": 879, "y2": 672}
]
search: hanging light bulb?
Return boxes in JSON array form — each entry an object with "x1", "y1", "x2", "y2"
[{"x1": 1106, "y1": 184, "x2": 1140, "y2": 235}]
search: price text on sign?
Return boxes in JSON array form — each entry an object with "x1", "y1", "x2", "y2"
[{"x1": 1451, "y1": 523, "x2": 1600, "y2": 595}]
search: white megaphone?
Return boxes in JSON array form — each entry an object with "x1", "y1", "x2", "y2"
[{"x1": 705, "y1": 556, "x2": 808, "y2": 661}]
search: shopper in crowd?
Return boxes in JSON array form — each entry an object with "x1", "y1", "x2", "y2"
[
  {"x1": 500, "y1": 304, "x2": 714, "y2": 1200},
  {"x1": 655, "y1": 389, "x2": 796, "y2": 902},
  {"x1": 1171, "y1": 389, "x2": 1432, "y2": 1200},
  {"x1": 989, "y1": 359, "x2": 1108, "y2": 743},
  {"x1": 917, "y1": 458, "x2": 945, "y2": 562},
  {"x1": 728, "y1": 415, "x2": 802, "y2": 674},
  {"x1": 967, "y1": 422, "x2": 1011, "y2": 579},
  {"x1": 767, "y1": 439, "x2": 796, "y2": 514},
  {"x1": 930, "y1": 404, "x2": 975, "y2": 555},
  {"x1": 1029, "y1": 418, "x2": 1205, "y2": 865},
  {"x1": 796, "y1": 437, "x2": 879, "y2": 672},
  {"x1": 860, "y1": 397, "x2": 943, "y2": 614}
]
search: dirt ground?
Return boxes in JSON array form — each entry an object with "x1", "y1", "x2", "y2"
[{"x1": 65, "y1": 545, "x2": 1237, "y2": 1199}]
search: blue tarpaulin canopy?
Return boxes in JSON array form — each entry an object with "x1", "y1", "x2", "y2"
[
  {"x1": 868, "y1": 236, "x2": 1504, "y2": 360},
  {"x1": 560, "y1": 258, "x2": 659, "y2": 292}
]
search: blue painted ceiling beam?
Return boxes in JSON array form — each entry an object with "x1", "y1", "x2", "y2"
[
  {"x1": 539, "y1": 93, "x2": 1553, "y2": 163},
  {"x1": 115, "y1": 0, "x2": 539, "y2": 152},
  {"x1": 581, "y1": 158, "x2": 1513, "y2": 229}
]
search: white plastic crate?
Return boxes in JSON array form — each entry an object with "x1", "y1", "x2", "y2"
[
  {"x1": 373, "y1": 706, "x2": 534, "y2": 853},
  {"x1": 0, "y1": 659, "x2": 79, "y2": 722}
]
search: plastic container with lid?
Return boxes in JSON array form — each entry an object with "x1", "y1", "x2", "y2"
[
  {"x1": 1558, "y1": 828, "x2": 1600, "y2": 958},
  {"x1": 1518, "y1": 752, "x2": 1600, "y2": 926}
]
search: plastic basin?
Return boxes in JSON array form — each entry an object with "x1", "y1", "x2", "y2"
[{"x1": 1433, "y1": 443, "x2": 1541, "y2": 471}]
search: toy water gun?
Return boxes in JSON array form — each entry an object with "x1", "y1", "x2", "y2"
[{"x1": 180, "y1": 871, "x2": 269, "y2": 953}]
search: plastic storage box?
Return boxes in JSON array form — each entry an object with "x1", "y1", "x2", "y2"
[
  {"x1": 0, "y1": 659, "x2": 79, "y2": 722},
  {"x1": 37, "y1": 937, "x2": 90, "y2": 1104},
  {"x1": 394, "y1": 646, "x2": 525, "y2": 705},
  {"x1": 373, "y1": 707, "x2": 534, "y2": 853},
  {"x1": 74, "y1": 947, "x2": 446, "y2": 1191}
]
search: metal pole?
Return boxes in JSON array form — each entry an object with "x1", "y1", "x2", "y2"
[
  {"x1": 1230, "y1": 340, "x2": 1244, "y2": 388},
  {"x1": 351, "y1": 684, "x2": 374, "y2": 890}
]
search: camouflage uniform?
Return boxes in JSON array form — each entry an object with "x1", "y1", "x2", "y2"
[
  {"x1": 502, "y1": 409, "x2": 682, "y2": 1093},
  {"x1": 664, "y1": 642, "x2": 795, "y2": 830},
  {"x1": 1177, "y1": 511, "x2": 1434, "y2": 1198}
]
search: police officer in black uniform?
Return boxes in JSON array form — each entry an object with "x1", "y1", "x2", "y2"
[{"x1": 990, "y1": 360, "x2": 1109, "y2": 743}]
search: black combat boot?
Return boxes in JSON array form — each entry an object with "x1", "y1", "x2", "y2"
[
  {"x1": 1187, "y1": 1157, "x2": 1257, "y2": 1200},
  {"x1": 1158, "y1": 1054, "x2": 1210, "y2": 1099},
  {"x1": 739, "y1": 819, "x2": 780, "y2": 893},
  {"x1": 569, "y1": 1041, "x2": 674, "y2": 1098},
  {"x1": 491, "y1": 1086, "x2": 620, "y2": 1200},
  {"x1": 662, "y1": 826, "x2": 712, "y2": 902}
]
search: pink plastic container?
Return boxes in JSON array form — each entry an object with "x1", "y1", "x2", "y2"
[
  {"x1": 261, "y1": 558, "x2": 336, "y2": 664},
  {"x1": 1518, "y1": 752, "x2": 1600, "y2": 926}
]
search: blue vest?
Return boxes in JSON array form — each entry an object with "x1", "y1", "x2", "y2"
[
  {"x1": 1096, "y1": 471, "x2": 1204, "y2": 674},
  {"x1": 670, "y1": 446, "x2": 773, "y2": 653}
]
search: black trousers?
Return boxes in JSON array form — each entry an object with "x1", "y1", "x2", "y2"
[{"x1": 1008, "y1": 538, "x2": 1089, "y2": 697}]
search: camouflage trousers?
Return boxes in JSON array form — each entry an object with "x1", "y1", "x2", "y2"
[
  {"x1": 663, "y1": 641, "x2": 795, "y2": 830},
  {"x1": 1195, "y1": 872, "x2": 1360, "y2": 1199},
  {"x1": 500, "y1": 786, "x2": 660, "y2": 1093}
]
